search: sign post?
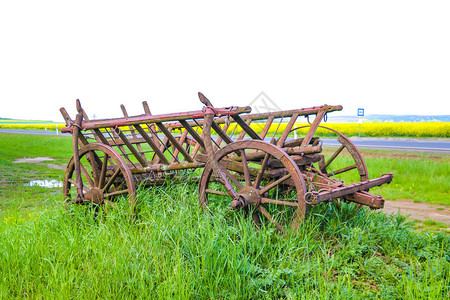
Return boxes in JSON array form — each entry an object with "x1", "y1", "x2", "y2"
[{"x1": 357, "y1": 108, "x2": 364, "y2": 137}]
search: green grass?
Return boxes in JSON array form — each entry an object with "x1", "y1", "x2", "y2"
[
  {"x1": 1, "y1": 185, "x2": 449, "y2": 298},
  {"x1": 363, "y1": 151, "x2": 449, "y2": 206},
  {"x1": 0, "y1": 133, "x2": 449, "y2": 298},
  {"x1": 321, "y1": 149, "x2": 450, "y2": 206},
  {"x1": 0, "y1": 134, "x2": 72, "y2": 216},
  {"x1": 413, "y1": 219, "x2": 450, "y2": 233}
]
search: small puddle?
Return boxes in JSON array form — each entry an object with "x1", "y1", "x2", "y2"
[{"x1": 26, "y1": 179, "x2": 63, "y2": 188}]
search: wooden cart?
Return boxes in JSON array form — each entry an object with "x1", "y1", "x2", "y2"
[{"x1": 60, "y1": 93, "x2": 393, "y2": 232}]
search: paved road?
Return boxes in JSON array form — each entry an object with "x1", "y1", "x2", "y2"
[
  {"x1": 1, "y1": 129, "x2": 449, "y2": 154},
  {"x1": 321, "y1": 138, "x2": 450, "y2": 154},
  {"x1": 0, "y1": 129, "x2": 70, "y2": 136}
]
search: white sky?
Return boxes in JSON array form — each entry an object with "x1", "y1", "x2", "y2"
[{"x1": 0, "y1": 1, "x2": 449, "y2": 121}]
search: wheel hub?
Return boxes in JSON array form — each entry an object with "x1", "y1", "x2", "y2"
[
  {"x1": 84, "y1": 188, "x2": 104, "y2": 204},
  {"x1": 241, "y1": 186, "x2": 261, "y2": 206},
  {"x1": 230, "y1": 186, "x2": 261, "y2": 209}
]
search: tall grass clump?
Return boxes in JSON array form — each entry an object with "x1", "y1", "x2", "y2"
[{"x1": 1, "y1": 182, "x2": 449, "y2": 298}]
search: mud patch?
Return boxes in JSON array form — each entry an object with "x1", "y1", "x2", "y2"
[
  {"x1": 44, "y1": 163, "x2": 66, "y2": 170},
  {"x1": 383, "y1": 199, "x2": 450, "y2": 225},
  {"x1": 13, "y1": 157, "x2": 54, "y2": 163}
]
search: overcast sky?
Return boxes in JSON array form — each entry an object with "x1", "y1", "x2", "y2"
[{"x1": 0, "y1": 1, "x2": 449, "y2": 121}]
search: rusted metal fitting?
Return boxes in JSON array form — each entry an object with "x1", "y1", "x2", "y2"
[
  {"x1": 230, "y1": 196, "x2": 247, "y2": 209},
  {"x1": 381, "y1": 173, "x2": 394, "y2": 183},
  {"x1": 114, "y1": 126, "x2": 122, "y2": 135},
  {"x1": 304, "y1": 191, "x2": 319, "y2": 205},
  {"x1": 202, "y1": 106, "x2": 219, "y2": 116},
  {"x1": 70, "y1": 122, "x2": 84, "y2": 131}
]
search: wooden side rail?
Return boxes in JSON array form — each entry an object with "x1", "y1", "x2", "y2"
[{"x1": 61, "y1": 106, "x2": 251, "y2": 133}]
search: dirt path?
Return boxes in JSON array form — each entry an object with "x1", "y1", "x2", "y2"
[
  {"x1": 383, "y1": 200, "x2": 450, "y2": 225},
  {"x1": 13, "y1": 157, "x2": 66, "y2": 170},
  {"x1": 13, "y1": 157, "x2": 54, "y2": 163}
]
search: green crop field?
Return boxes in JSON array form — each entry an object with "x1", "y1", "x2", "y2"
[{"x1": 0, "y1": 133, "x2": 448, "y2": 298}]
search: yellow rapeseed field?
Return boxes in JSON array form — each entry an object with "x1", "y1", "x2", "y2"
[
  {"x1": 230, "y1": 122, "x2": 449, "y2": 138},
  {"x1": 291, "y1": 122, "x2": 449, "y2": 138},
  {"x1": 0, "y1": 124, "x2": 63, "y2": 131}
]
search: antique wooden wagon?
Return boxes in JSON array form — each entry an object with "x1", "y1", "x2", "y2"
[{"x1": 60, "y1": 93, "x2": 393, "y2": 232}]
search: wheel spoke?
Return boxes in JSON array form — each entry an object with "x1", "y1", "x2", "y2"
[
  {"x1": 104, "y1": 189, "x2": 129, "y2": 198},
  {"x1": 321, "y1": 144, "x2": 345, "y2": 172},
  {"x1": 102, "y1": 167, "x2": 122, "y2": 193},
  {"x1": 258, "y1": 206, "x2": 285, "y2": 233},
  {"x1": 218, "y1": 162, "x2": 243, "y2": 191},
  {"x1": 240, "y1": 150, "x2": 252, "y2": 186},
  {"x1": 68, "y1": 178, "x2": 90, "y2": 192},
  {"x1": 258, "y1": 173, "x2": 291, "y2": 195},
  {"x1": 260, "y1": 197, "x2": 298, "y2": 207},
  {"x1": 254, "y1": 153, "x2": 270, "y2": 189},
  {"x1": 205, "y1": 189, "x2": 228, "y2": 196},
  {"x1": 87, "y1": 151, "x2": 100, "y2": 187},
  {"x1": 252, "y1": 210, "x2": 261, "y2": 228},
  {"x1": 79, "y1": 162, "x2": 95, "y2": 188},
  {"x1": 98, "y1": 154, "x2": 109, "y2": 188},
  {"x1": 330, "y1": 164, "x2": 357, "y2": 176}
]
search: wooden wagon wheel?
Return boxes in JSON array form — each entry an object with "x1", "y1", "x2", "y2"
[
  {"x1": 289, "y1": 125, "x2": 369, "y2": 183},
  {"x1": 198, "y1": 140, "x2": 307, "y2": 233},
  {"x1": 63, "y1": 143, "x2": 136, "y2": 212}
]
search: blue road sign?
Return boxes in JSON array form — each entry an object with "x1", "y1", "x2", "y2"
[{"x1": 357, "y1": 108, "x2": 364, "y2": 117}]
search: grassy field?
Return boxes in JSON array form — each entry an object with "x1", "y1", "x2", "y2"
[{"x1": 0, "y1": 133, "x2": 449, "y2": 298}]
